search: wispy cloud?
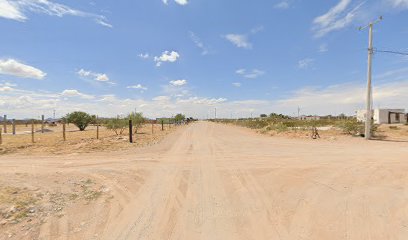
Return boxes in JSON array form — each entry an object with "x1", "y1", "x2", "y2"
[
  {"x1": 274, "y1": 1, "x2": 290, "y2": 9},
  {"x1": 236, "y1": 69, "x2": 265, "y2": 79},
  {"x1": 127, "y1": 84, "x2": 148, "y2": 92},
  {"x1": 138, "y1": 53, "x2": 150, "y2": 59},
  {"x1": 298, "y1": 58, "x2": 315, "y2": 69},
  {"x1": 232, "y1": 82, "x2": 242, "y2": 87},
  {"x1": 319, "y1": 43, "x2": 329, "y2": 53},
  {"x1": 189, "y1": 31, "x2": 210, "y2": 55},
  {"x1": 0, "y1": 58, "x2": 46, "y2": 79},
  {"x1": 0, "y1": 0, "x2": 112, "y2": 28},
  {"x1": 77, "y1": 69, "x2": 114, "y2": 84},
  {"x1": 223, "y1": 26, "x2": 264, "y2": 49},
  {"x1": 224, "y1": 34, "x2": 252, "y2": 49},
  {"x1": 312, "y1": 0, "x2": 364, "y2": 38}
]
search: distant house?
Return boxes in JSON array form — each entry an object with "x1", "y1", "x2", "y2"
[{"x1": 356, "y1": 109, "x2": 407, "y2": 124}]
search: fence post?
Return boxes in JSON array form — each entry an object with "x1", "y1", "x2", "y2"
[
  {"x1": 31, "y1": 120, "x2": 35, "y2": 143},
  {"x1": 41, "y1": 115, "x2": 45, "y2": 133},
  {"x1": 63, "y1": 122, "x2": 66, "y2": 141},
  {"x1": 129, "y1": 119, "x2": 133, "y2": 143},
  {"x1": 0, "y1": 127, "x2": 2, "y2": 145},
  {"x1": 12, "y1": 119, "x2": 16, "y2": 135},
  {"x1": 96, "y1": 116, "x2": 99, "y2": 140},
  {"x1": 161, "y1": 120, "x2": 164, "y2": 131},
  {"x1": 3, "y1": 115, "x2": 7, "y2": 133}
]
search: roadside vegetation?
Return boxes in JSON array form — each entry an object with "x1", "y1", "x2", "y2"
[{"x1": 213, "y1": 113, "x2": 378, "y2": 138}]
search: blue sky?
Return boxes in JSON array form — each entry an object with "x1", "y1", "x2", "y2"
[{"x1": 0, "y1": 0, "x2": 407, "y2": 119}]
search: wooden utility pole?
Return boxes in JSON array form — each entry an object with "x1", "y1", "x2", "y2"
[
  {"x1": 62, "y1": 122, "x2": 66, "y2": 141},
  {"x1": 96, "y1": 116, "x2": 99, "y2": 140},
  {"x1": 129, "y1": 119, "x2": 133, "y2": 143},
  {"x1": 31, "y1": 120, "x2": 35, "y2": 143},
  {"x1": 3, "y1": 115, "x2": 7, "y2": 133},
  {"x1": 41, "y1": 115, "x2": 45, "y2": 133},
  {"x1": 12, "y1": 119, "x2": 16, "y2": 135}
]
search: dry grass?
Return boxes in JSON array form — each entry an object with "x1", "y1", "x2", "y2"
[{"x1": 0, "y1": 123, "x2": 179, "y2": 155}]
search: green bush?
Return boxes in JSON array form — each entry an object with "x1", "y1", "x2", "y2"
[
  {"x1": 336, "y1": 119, "x2": 377, "y2": 136},
  {"x1": 128, "y1": 112, "x2": 145, "y2": 133},
  {"x1": 105, "y1": 118, "x2": 128, "y2": 135},
  {"x1": 65, "y1": 111, "x2": 95, "y2": 131},
  {"x1": 174, "y1": 113, "x2": 186, "y2": 123}
]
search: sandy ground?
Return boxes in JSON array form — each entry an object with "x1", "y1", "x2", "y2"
[
  {"x1": 0, "y1": 123, "x2": 177, "y2": 155},
  {"x1": 1, "y1": 121, "x2": 408, "y2": 240}
]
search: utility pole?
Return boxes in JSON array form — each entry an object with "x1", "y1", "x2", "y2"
[
  {"x1": 215, "y1": 108, "x2": 217, "y2": 120},
  {"x1": 359, "y1": 16, "x2": 382, "y2": 140},
  {"x1": 53, "y1": 109, "x2": 56, "y2": 119},
  {"x1": 297, "y1": 107, "x2": 301, "y2": 119}
]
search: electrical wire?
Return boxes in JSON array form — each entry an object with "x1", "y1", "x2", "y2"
[{"x1": 374, "y1": 49, "x2": 408, "y2": 55}]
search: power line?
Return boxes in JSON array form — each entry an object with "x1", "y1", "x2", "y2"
[{"x1": 374, "y1": 49, "x2": 408, "y2": 56}]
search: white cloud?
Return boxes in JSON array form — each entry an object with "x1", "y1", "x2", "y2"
[
  {"x1": 274, "y1": 1, "x2": 290, "y2": 9},
  {"x1": 163, "y1": 0, "x2": 189, "y2": 5},
  {"x1": 61, "y1": 89, "x2": 94, "y2": 99},
  {"x1": 1, "y1": 66, "x2": 408, "y2": 119},
  {"x1": 0, "y1": 59, "x2": 46, "y2": 79},
  {"x1": 170, "y1": 79, "x2": 187, "y2": 86},
  {"x1": 189, "y1": 31, "x2": 210, "y2": 55},
  {"x1": 298, "y1": 58, "x2": 315, "y2": 69},
  {"x1": 236, "y1": 69, "x2": 265, "y2": 79},
  {"x1": 232, "y1": 82, "x2": 242, "y2": 87},
  {"x1": 0, "y1": 0, "x2": 112, "y2": 28},
  {"x1": 138, "y1": 53, "x2": 150, "y2": 59},
  {"x1": 313, "y1": 0, "x2": 364, "y2": 38},
  {"x1": 224, "y1": 34, "x2": 252, "y2": 49},
  {"x1": 275, "y1": 79, "x2": 408, "y2": 115},
  {"x1": 224, "y1": 26, "x2": 263, "y2": 49},
  {"x1": 77, "y1": 69, "x2": 112, "y2": 83},
  {"x1": 0, "y1": 0, "x2": 26, "y2": 21},
  {"x1": 154, "y1": 51, "x2": 180, "y2": 67},
  {"x1": 177, "y1": 97, "x2": 227, "y2": 105},
  {"x1": 127, "y1": 84, "x2": 148, "y2": 92},
  {"x1": 153, "y1": 96, "x2": 171, "y2": 101},
  {"x1": 0, "y1": 86, "x2": 14, "y2": 92}
]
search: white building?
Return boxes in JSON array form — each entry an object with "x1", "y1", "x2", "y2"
[{"x1": 356, "y1": 109, "x2": 407, "y2": 124}]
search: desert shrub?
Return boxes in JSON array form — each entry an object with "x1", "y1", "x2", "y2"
[
  {"x1": 336, "y1": 119, "x2": 363, "y2": 135},
  {"x1": 336, "y1": 119, "x2": 377, "y2": 136},
  {"x1": 237, "y1": 119, "x2": 269, "y2": 129},
  {"x1": 267, "y1": 122, "x2": 288, "y2": 132},
  {"x1": 389, "y1": 126, "x2": 399, "y2": 130},
  {"x1": 105, "y1": 118, "x2": 128, "y2": 135},
  {"x1": 128, "y1": 112, "x2": 145, "y2": 133},
  {"x1": 174, "y1": 113, "x2": 186, "y2": 123},
  {"x1": 65, "y1": 111, "x2": 94, "y2": 131}
]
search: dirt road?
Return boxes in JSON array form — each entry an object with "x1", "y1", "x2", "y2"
[{"x1": 1, "y1": 121, "x2": 408, "y2": 240}]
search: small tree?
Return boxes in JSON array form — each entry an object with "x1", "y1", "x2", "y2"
[
  {"x1": 174, "y1": 113, "x2": 185, "y2": 123},
  {"x1": 260, "y1": 114, "x2": 267, "y2": 118},
  {"x1": 105, "y1": 118, "x2": 128, "y2": 135},
  {"x1": 128, "y1": 112, "x2": 145, "y2": 133},
  {"x1": 65, "y1": 111, "x2": 94, "y2": 131}
]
